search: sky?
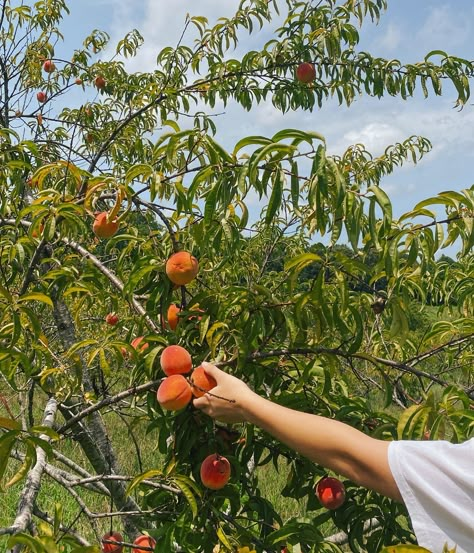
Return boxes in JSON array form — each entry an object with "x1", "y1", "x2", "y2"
[{"x1": 58, "y1": 0, "x2": 474, "y2": 255}]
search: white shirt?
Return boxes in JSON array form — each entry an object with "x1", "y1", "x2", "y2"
[{"x1": 388, "y1": 439, "x2": 474, "y2": 553}]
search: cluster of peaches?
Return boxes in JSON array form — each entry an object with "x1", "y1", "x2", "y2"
[
  {"x1": 35, "y1": 58, "x2": 315, "y2": 108},
  {"x1": 101, "y1": 532, "x2": 155, "y2": 553},
  {"x1": 157, "y1": 345, "x2": 231, "y2": 491},
  {"x1": 35, "y1": 59, "x2": 106, "y2": 105}
]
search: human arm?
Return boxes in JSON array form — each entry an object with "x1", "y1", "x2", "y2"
[{"x1": 193, "y1": 362, "x2": 402, "y2": 502}]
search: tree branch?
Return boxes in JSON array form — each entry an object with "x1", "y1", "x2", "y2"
[{"x1": 10, "y1": 397, "x2": 57, "y2": 543}]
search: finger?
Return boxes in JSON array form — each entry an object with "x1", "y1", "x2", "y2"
[
  {"x1": 201, "y1": 362, "x2": 224, "y2": 380},
  {"x1": 193, "y1": 395, "x2": 210, "y2": 410}
]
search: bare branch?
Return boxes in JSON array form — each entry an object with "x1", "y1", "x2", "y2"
[
  {"x1": 62, "y1": 237, "x2": 160, "y2": 333},
  {"x1": 10, "y1": 397, "x2": 57, "y2": 541}
]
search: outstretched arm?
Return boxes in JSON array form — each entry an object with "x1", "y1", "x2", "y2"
[{"x1": 193, "y1": 362, "x2": 402, "y2": 502}]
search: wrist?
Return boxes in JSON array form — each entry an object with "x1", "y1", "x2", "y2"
[{"x1": 239, "y1": 391, "x2": 266, "y2": 424}]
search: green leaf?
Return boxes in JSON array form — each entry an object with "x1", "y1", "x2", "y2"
[
  {"x1": 6, "y1": 440, "x2": 37, "y2": 488},
  {"x1": 389, "y1": 301, "x2": 409, "y2": 345},
  {"x1": 7, "y1": 534, "x2": 48, "y2": 553},
  {"x1": 126, "y1": 469, "x2": 163, "y2": 496},
  {"x1": 170, "y1": 474, "x2": 201, "y2": 519},
  {"x1": 17, "y1": 292, "x2": 53, "y2": 308},
  {"x1": 0, "y1": 431, "x2": 20, "y2": 489},
  {"x1": 216, "y1": 523, "x2": 233, "y2": 551},
  {"x1": 368, "y1": 185, "x2": 392, "y2": 229},
  {"x1": 30, "y1": 426, "x2": 60, "y2": 441},
  {"x1": 265, "y1": 168, "x2": 284, "y2": 224}
]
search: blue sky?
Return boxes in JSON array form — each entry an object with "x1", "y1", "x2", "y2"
[{"x1": 60, "y1": 0, "x2": 474, "y2": 254}]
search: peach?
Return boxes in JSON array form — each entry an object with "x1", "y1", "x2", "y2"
[
  {"x1": 101, "y1": 531, "x2": 123, "y2": 553},
  {"x1": 296, "y1": 62, "x2": 316, "y2": 84},
  {"x1": 93, "y1": 212, "x2": 119, "y2": 239},
  {"x1": 95, "y1": 75, "x2": 106, "y2": 89},
  {"x1": 132, "y1": 534, "x2": 156, "y2": 553},
  {"x1": 160, "y1": 345, "x2": 192, "y2": 376},
  {"x1": 200, "y1": 453, "x2": 231, "y2": 490},
  {"x1": 36, "y1": 91, "x2": 47, "y2": 103},
  {"x1": 315, "y1": 476, "x2": 346, "y2": 510},
  {"x1": 105, "y1": 312, "x2": 119, "y2": 326},
  {"x1": 31, "y1": 223, "x2": 44, "y2": 238},
  {"x1": 167, "y1": 304, "x2": 180, "y2": 330},
  {"x1": 165, "y1": 251, "x2": 199, "y2": 286},
  {"x1": 191, "y1": 365, "x2": 217, "y2": 398},
  {"x1": 43, "y1": 60, "x2": 56, "y2": 73},
  {"x1": 157, "y1": 374, "x2": 192, "y2": 411}
]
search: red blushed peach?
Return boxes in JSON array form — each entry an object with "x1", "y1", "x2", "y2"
[
  {"x1": 105, "y1": 312, "x2": 119, "y2": 326},
  {"x1": 101, "y1": 531, "x2": 124, "y2": 553},
  {"x1": 315, "y1": 476, "x2": 346, "y2": 510},
  {"x1": 165, "y1": 251, "x2": 199, "y2": 286},
  {"x1": 167, "y1": 304, "x2": 180, "y2": 331},
  {"x1": 160, "y1": 345, "x2": 192, "y2": 376},
  {"x1": 42, "y1": 60, "x2": 56, "y2": 73},
  {"x1": 132, "y1": 534, "x2": 156, "y2": 553},
  {"x1": 93, "y1": 212, "x2": 119, "y2": 239},
  {"x1": 296, "y1": 62, "x2": 316, "y2": 84},
  {"x1": 157, "y1": 375, "x2": 192, "y2": 411},
  {"x1": 200, "y1": 453, "x2": 231, "y2": 490},
  {"x1": 191, "y1": 365, "x2": 217, "y2": 398}
]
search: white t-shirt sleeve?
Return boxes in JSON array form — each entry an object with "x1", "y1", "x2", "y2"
[{"x1": 388, "y1": 438, "x2": 474, "y2": 553}]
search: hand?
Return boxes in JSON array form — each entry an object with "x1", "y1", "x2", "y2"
[{"x1": 193, "y1": 362, "x2": 255, "y2": 424}]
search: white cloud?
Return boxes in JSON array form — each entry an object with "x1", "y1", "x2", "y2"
[
  {"x1": 378, "y1": 23, "x2": 402, "y2": 52},
  {"x1": 416, "y1": 6, "x2": 471, "y2": 51}
]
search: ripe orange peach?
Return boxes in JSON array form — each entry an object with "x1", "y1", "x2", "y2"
[
  {"x1": 132, "y1": 534, "x2": 156, "y2": 553},
  {"x1": 157, "y1": 374, "x2": 192, "y2": 411},
  {"x1": 191, "y1": 365, "x2": 217, "y2": 398},
  {"x1": 93, "y1": 212, "x2": 119, "y2": 239},
  {"x1": 165, "y1": 251, "x2": 199, "y2": 286},
  {"x1": 167, "y1": 304, "x2": 180, "y2": 330},
  {"x1": 200, "y1": 454, "x2": 231, "y2": 490},
  {"x1": 160, "y1": 345, "x2": 192, "y2": 376}
]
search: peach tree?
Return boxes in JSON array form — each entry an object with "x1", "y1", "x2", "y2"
[{"x1": 0, "y1": 0, "x2": 473, "y2": 551}]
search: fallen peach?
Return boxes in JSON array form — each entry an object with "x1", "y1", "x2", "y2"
[
  {"x1": 165, "y1": 251, "x2": 199, "y2": 286},
  {"x1": 200, "y1": 453, "x2": 231, "y2": 490},
  {"x1": 191, "y1": 365, "x2": 217, "y2": 398},
  {"x1": 157, "y1": 374, "x2": 192, "y2": 411},
  {"x1": 160, "y1": 345, "x2": 192, "y2": 376}
]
